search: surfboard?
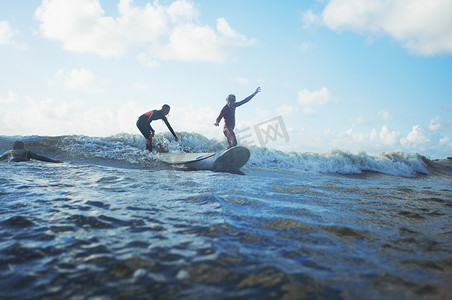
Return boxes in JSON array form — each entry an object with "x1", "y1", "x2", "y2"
[
  {"x1": 158, "y1": 152, "x2": 215, "y2": 165},
  {"x1": 214, "y1": 146, "x2": 250, "y2": 171}
]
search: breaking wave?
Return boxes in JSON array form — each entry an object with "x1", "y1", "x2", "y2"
[{"x1": 1, "y1": 133, "x2": 448, "y2": 178}]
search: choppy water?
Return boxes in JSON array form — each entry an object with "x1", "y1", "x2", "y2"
[{"x1": 1, "y1": 134, "x2": 451, "y2": 299}]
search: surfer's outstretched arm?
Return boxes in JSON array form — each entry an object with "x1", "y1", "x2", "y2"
[
  {"x1": 0, "y1": 151, "x2": 11, "y2": 161},
  {"x1": 235, "y1": 87, "x2": 261, "y2": 107},
  {"x1": 30, "y1": 151, "x2": 62, "y2": 163},
  {"x1": 162, "y1": 116, "x2": 179, "y2": 142}
]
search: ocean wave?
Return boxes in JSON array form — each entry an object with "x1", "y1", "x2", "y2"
[
  {"x1": 248, "y1": 148, "x2": 430, "y2": 177},
  {"x1": 0, "y1": 133, "x2": 446, "y2": 177}
]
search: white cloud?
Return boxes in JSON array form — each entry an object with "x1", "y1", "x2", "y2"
[
  {"x1": 276, "y1": 104, "x2": 298, "y2": 117},
  {"x1": 171, "y1": 104, "x2": 217, "y2": 137},
  {"x1": 149, "y1": 18, "x2": 253, "y2": 62},
  {"x1": 297, "y1": 42, "x2": 315, "y2": 53},
  {"x1": 53, "y1": 68, "x2": 103, "y2": 92},
  {"x1": 351, "y1": 116, "x2": 367, "y2": 126},
  {"x1": 285, "y1": 125, "x2": 401, "y2": 154},
  {"x1": 439, "y1": 136, "x2": 450, "y2": 146},
  {"x1": 216, "y1": 17, "x2": 253, "y2": 45},
  {"x1": 234, "y1": 76, "x2": 250, "y2": 85},
  {"x1": 35, "y1": 0, "x2": 254, "y2": 62},
  {"x1": 0, "y1": 93, "x2": 219, "y2": 138},
  {"x1": 0, "y1": 21, "x2": 16, "y2": 45},
  {"x1": 0, "y1": 95, "x2": 143, "y2": 136},
  {"x1": 401, "y1": 125, "x2": 430, "y2": 150},
  {"x1": 166, "y1": 0, "x2": 199, "y2": 23},
  {"x1": 370, "y1": 125, "x2": 400, "y2": 146},
  {"x1": 428, "y1": 116, "x2": 452, "y2": 131},
  {"x1": 35, "y1": 0, "x2": 125, "y2": 57},
  {"x1": 340, "y1": 125, "x2": 400, "y2": 150},
  {"x1": 297, "y1": 87, "x2": 337, "y2": 114},
  {"x1": 287, "y1": 123, "x2": 451, "y2": 157},
  {"x1": 2, "y1": 97, "x2": 73, "y2": 135},
  {"x1": 131, "y1": 82, "x2": 148, "y2": 90},
  {"x1": 254, "y1": 108, "x2": 271, "y2": 119},
  {"x1": 65, "y1": 68, "x2": 96, "y2": 91},
  {"x1": 351, "y1": 110, "x2": 393, "y2": 126},
  {"x1": 117, "y1": 0, "x2": 174, "y2": 43},
  {"x1": 428, "y1": 116, "x2": 442, "y2": 131},
  {"x1": 149, "y1": 23, "x2": 222, "y2": 62},
  {"x1": 136, "y1": 53, "x2": 161, "y2": 68},
  {"x1": 303, "y1": 0, "x2": 452, "y2": 55},
  {"x1": 0, "y1": 91, "x2": 18, "y2": 104},
  {"x1": 377, "y1": 110, "x2": 392, "y2": 121},
  {"x1": 301, "y1": 9, "x2": 322, "y2": 29}
]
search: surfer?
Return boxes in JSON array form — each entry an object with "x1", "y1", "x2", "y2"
[
  {"x1": 214, "y1": 87, "x2": 261, "y2": 149},
  {"x1": 136, "y1": 104, "x2": 179, "y2": 152},
  {"x1": 0, "y1": 140, "x2": 63, "y2": 163}
]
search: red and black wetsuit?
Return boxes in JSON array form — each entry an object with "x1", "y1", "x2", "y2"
[
  {"x1": 216, "y1": 95, "x2": 254, "y2": 149},
  {"x1": 136, "y1": 110, "x2": 177, "y2": 151}
]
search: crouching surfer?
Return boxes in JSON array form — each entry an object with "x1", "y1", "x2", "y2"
[{"x1": 136, "y1": 104, "x2": 179, "y2": 152}]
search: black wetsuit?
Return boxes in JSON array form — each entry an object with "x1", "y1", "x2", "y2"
[
  {"x1": 216, "y1": 94, "x2": 254, "y2": 149},
  {"x1": 136, "y1": 109, "x2": 177, "y2": 151},
  {"x1": 0, "y1": 149, "x2": 57, "y2": 162}
]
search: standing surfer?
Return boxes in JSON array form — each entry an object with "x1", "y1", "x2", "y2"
[
  {"x1": 136, "y1": 104, "x2": 179, "y2": 152},
  {"x1": 214, "y1": 87, "x2": 261, "y2": 149}
]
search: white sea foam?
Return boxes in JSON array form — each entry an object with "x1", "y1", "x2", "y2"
[
  {"x1": 0, "y1": 133, "x2": 431, "y2": 177},
  {"x1": 249, "y1": 148, "x2": 429, "y2": 177}
]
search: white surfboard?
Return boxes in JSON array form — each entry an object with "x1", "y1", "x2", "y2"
[
  {"x1": 214, "y1": 146, "x2": 250, "y2": 171},
  {"x1": 158, "y1": 152, "x2": 215, "y2": 165}
]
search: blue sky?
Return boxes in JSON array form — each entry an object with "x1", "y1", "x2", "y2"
[{"x1": 1, "y1": 0, "x2": 451, "y2": 158}]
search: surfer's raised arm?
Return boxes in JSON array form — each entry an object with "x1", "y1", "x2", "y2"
[
  {"x1": 214, "y1": 87, "x2": 261, "y2": 127},
  {"x1": 235, "y1": 87, "x2": 261, "y2": 107}
]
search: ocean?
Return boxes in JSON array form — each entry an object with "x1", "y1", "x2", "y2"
[{"x1": 1, "y1": 133, "x2": 451, "y2": 299}]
